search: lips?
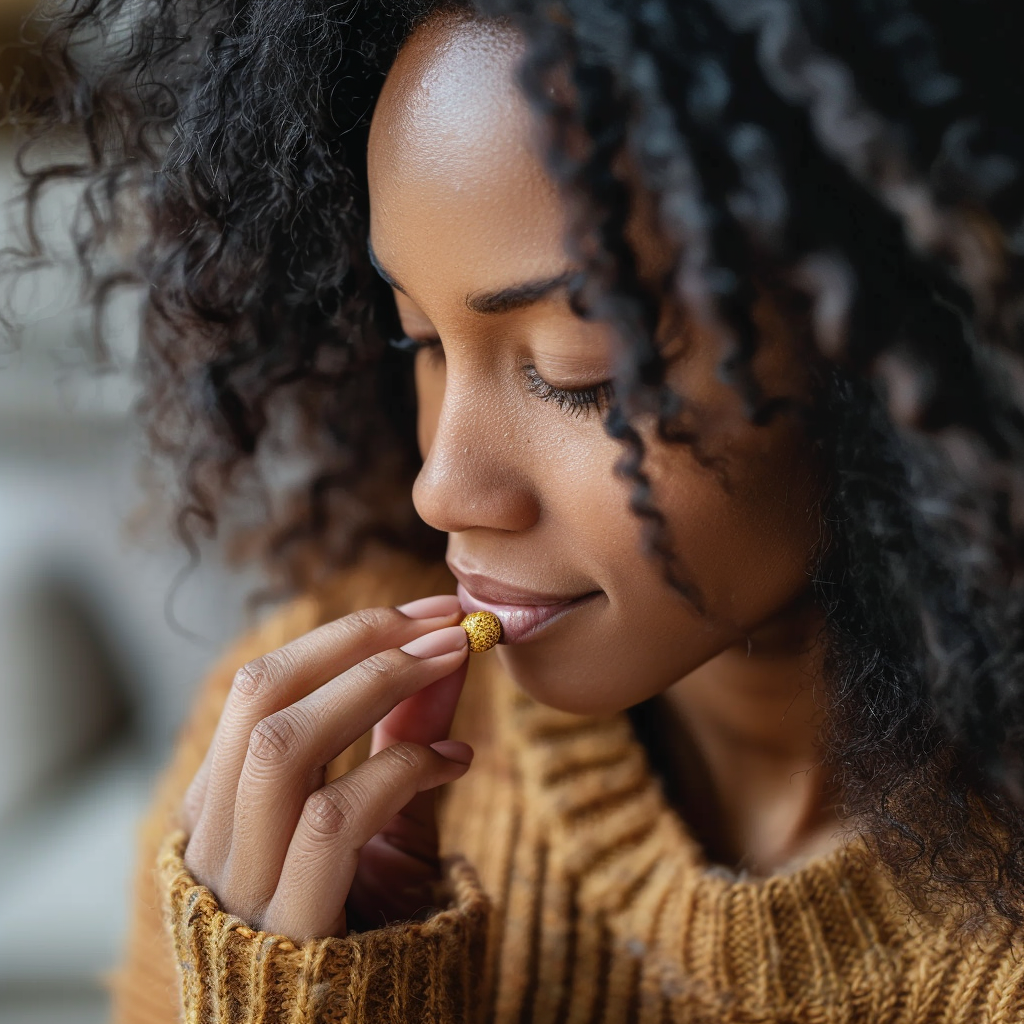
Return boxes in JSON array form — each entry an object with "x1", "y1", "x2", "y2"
[{"x1": 448, "y1": 563, "x2": 599, "y2": 644}]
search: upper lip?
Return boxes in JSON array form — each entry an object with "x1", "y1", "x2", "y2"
[{"x1": 446, "y1": 560, "x2": 583, "y2": 606}]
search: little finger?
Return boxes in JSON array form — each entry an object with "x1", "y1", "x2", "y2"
[{"x1": 260, "y1": 740, "x2": 474, "y2": 940}]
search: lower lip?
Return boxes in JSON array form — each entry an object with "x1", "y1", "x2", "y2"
[{"x1": 456, "y1": 583, "x2": 598, "y2": 644}]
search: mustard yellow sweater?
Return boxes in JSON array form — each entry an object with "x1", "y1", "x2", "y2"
[{"x1": 110, "y1": 551, "x2": 1024, "y2": 1023}]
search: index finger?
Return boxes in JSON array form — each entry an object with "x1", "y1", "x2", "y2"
[{"x1": 230, "y1": 597, "x2": 464, "y2": 718}]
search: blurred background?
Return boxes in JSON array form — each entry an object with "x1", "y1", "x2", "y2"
[{"x1": 1, "y1": 3, "x2": 266, "y2": 1021}]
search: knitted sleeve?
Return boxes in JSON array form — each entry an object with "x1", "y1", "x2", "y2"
[
  {"x1": 158, "y1": 830, "x2": 490, "y2": 1024},
  {"x1": 110, "y1": 552, "x2": 491, "y2": 1024}
]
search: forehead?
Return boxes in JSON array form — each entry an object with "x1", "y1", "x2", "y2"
[{"x1": 367, "y1": 14, "x2": 567, "y2": 301}]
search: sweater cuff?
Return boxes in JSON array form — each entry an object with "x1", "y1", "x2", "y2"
[{"x1": 158, "y1": 830, "x2": 490, "y2": 1024}]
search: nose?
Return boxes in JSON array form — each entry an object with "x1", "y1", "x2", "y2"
[{"x1": 412, "y1": 376, "x2": 541, "y2": 535}]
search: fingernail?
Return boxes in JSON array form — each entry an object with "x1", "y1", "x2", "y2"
[
  {"x1": 400, "y1": 625, "x2": 468, "y2": 658},
  {"x1": 397, "y1": 595, "x2": 462, "y2": 619},
  {"x1": 430, "y1": 740, "x2": 474, "y2": 765}
]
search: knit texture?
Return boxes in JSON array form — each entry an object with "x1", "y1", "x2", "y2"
[
  {"x1": 159, "y1": 831, "x2": 487, "y2": 1022},
  {"x1": 111, "y1": 549, "x2": 1024, "y2": 1023}
]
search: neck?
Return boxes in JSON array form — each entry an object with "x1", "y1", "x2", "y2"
[{"x1": 654, "y1": 595, "x2": 842, "y2": 875}]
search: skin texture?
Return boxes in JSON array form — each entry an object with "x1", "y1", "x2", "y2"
[
  {"x1": 183, "y1": 598, "x2": 477, "y2": 939},
  {"x1": 183, "y1": 13, "x2": 844, "y2": 941},
  {"x1": 369, "y1": 14, "x2": 841, "y2": 872}
]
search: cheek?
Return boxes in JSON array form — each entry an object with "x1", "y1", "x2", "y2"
[
  {"x1": 646, "y1": 412, "x2": 823, "y2": 627},
  {"x1": 639, "y1": 303, "x2": 824, "y2": 631},
  {"x1": 496, "y1": 411, "x2": 822, "y2": 716},
  {"x1": 406, "y1": 328, "x2": 822, "y2": 717}
]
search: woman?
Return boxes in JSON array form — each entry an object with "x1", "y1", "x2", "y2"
[{"x1": 9, "y1": 0, "x2": 1024, "y2": 1020}]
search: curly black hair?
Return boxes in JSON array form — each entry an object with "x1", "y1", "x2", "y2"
[{"x1": 6, "y1": 0, "x2": 1024, "y2": 932}]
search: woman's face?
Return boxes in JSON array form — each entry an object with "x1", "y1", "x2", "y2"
[{"x1": 367, "y1": 16, "x2": 823, "y2": 715}]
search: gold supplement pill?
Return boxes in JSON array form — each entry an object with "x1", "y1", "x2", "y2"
[{"x1": 460, "y1": 611, "x2": 503, "y2": 653}]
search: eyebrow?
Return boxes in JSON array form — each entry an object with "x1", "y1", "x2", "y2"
[{"x1": 367, "y1": 238, "x2": 577, "y2": 316}]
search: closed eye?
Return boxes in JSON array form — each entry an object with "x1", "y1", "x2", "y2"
[{"x1": 389, "y1": 335, "x2": 613, "y2": 417}]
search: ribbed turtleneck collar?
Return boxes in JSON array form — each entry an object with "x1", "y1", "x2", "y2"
[{"x1": 489, "y1": 661, "x2": 928, "y2": 1016}]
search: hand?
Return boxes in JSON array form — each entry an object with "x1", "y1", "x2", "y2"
[{"x1": 180, "y1": 594, "x2": 473, "y2": 941}]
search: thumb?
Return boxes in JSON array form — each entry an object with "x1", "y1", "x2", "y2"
[{"x1": 369, "y1": 658, "x2": 471, "y2": 760}]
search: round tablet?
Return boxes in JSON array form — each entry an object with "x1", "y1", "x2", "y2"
[{"x1": 460, "y1": 611, "x2": 503, "y2": 653}]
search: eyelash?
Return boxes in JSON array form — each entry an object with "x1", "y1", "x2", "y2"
[{"x1": 389, "y1": 336, "x2": 613, "y2": 418}]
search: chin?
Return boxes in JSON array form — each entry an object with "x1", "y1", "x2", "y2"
[{"x1": 494, "y1": 647, "x2": 651, "y2": 718}]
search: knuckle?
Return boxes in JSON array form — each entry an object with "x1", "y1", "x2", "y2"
[
  {"x1": 384, "y1": 741, "x2": 428, "y2": 773},
  {"x1": 359, "y1": 650, "x2": 404, "y2": 689},
  {"x1": 232, "y1": 654, "x2": 275, "y2": 702},
  {"x1": 302, "y1": 787, "x2": 358, "y2": 837},
  {"x1": 231, "y1": 649, "x2": 295, "y2": 705},
  {"x1": 247, "y1": 710, "x2": 302, "y2": 766},
  {"x1": 339, "y1": 605, "x2": 395, "y2": 639},
  {"x1": 232, "y1": 660, "x2": 266, "y2": 699}
]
